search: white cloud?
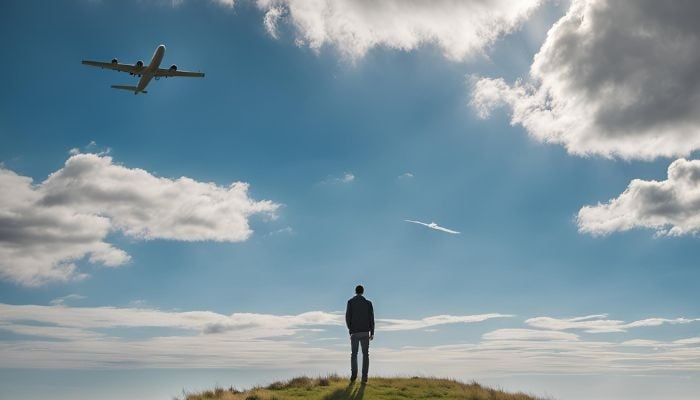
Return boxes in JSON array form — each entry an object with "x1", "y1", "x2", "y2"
[
  {"x1": 339, "y1": 172, "x2": 354, "y2": 183},
  {"x1": 526, "y1": 314, "x2": 700, "y2": 333},
  {"x1": 398, "y1": 172, "x2": 414, "y2": 180},
  {"x1": 379, "y1": 313, "x2": 511, "y2": 331},
  {"x1": 201, "y1": 311, "x2": 343, "y2": 335},
  {"x1": 675, "y1": 337, "x2": 700, "y2": 346},
  {"x1": 482, "y1": 328, "x2": 579, "y2": 342},
  {"x1": 263, "y1": 6, "x2": 284, "y2": 39},
  {"x1": 0, "y1": 303, "x2": 338, "y2": 340},
  {"x1": 321, "y1": 172, "x2": 355, "y2": 184},
  {"x1": 578, "y1": 159, "x2": 700, "y2": 236},
  {"x1": 0, "y1": 303, "x2": 511, "y2": 369},
  {"x1": 268, "y1": 226, "x2": 295, "y2": 236},
  {"x1": 0, "y1": 304, "x2": 506, "y2": 339},
  {"x1": 0, "y1": 167, "x2": 125, "y2": 285},
  {"x1": 213, "y1": 0, "x2": 235, "y2": 7},
  {"x1": 471, "y1": 0, "x2": 700, "y2": 160},
  {"x1": 49, "y1": 294, "x2": 86, "y2": 306},
  {"x1": 255, "y1": 0, "x2": 543, "y2": 62},
  {"x1": 0, "y1": 153, "x2": 279, "y2": 286},
  {"x1": 1, "y1": 303, "x2": 699, "y2": 377}
]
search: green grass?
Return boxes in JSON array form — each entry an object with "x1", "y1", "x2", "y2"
[{"x1": 183, "y1": 375, "x2": 545, "y2": 400}]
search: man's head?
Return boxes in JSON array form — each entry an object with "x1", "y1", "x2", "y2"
[{"x1": 355, "y1": 285, "x2": 364, "y2": 295}]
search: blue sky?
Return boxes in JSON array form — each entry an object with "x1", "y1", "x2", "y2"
[{"x1": 1, "y1": 1, "x2": 699, "y2": 399}]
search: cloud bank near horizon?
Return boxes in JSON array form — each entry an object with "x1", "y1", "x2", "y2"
[
  {"x1": 0, "y1": 153, "x2": 278, "y2": 286},
  {"x1": 0, "y1": 303, "x2": 509, "y2": 338},
  {"x1": 0, "y1": 303, "x2": 697, "y2": 376}
]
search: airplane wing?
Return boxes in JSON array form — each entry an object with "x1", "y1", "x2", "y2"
[
  {"x1": 154, "y1": 68, "x2": 205, "y2": 78},
  {"x1": 405, "y1": 219, "x2": 429, "y2": 227},
  {"x1": 432, "y1": 225, "x2": 460, "y2": 234},
  {"x1": 82, "y1": 60, "x2": 141, "y2": 74}
]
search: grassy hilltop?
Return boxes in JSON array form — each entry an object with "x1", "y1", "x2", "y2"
[{"x1": 184, "y1": 375, "x2": 544, "y2": 400}]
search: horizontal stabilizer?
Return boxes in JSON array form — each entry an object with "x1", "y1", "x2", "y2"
[{"x1": 110, "y1": 85, "x2": 145, "y2": 94}]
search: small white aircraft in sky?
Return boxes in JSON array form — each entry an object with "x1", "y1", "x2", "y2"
[
  {"x1": 82, "y1": 44, "x2": 204, "y2": 94},
  {"x1": 405, "y1": 219, "x2": 460, "y2": 234}
]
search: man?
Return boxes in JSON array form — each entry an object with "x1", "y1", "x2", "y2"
[{"x1": 345, "y1": 284, "x2": 375, "y2": 384}]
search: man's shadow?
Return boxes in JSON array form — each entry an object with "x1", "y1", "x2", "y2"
[{"x1": 323, "y1": 382, "x2": 365, "y2": 400}]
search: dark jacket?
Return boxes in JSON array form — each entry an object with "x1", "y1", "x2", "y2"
[{"x1": 346, "y1": 295, "x2": 375, "y2": 335}]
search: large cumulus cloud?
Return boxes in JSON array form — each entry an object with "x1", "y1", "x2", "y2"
[
  {"x1": 0, "y1": 153, "x2": 278, "y2": 286},
  {"x1": 471, "y1": 0, "x2": 700, "y2": 160},
  {"x1": 256, "y1": 0, "x2": 543, "y2": 62}
]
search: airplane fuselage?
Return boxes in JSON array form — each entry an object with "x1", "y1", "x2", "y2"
[{"x1": 134, "y1": 45, "x2": 165, "y2": 93}]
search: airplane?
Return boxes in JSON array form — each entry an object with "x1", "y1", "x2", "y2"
[
  {"x1": 82, "y1": 44, "x2": 204, "y2": 94},
  {"x1": 404, "y1": 219, "x2": 460, "y2": 234}
]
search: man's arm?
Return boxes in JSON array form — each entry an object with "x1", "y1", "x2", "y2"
[
  {"x1": 369, "y1": 301, "x2": 375, "y2": 337},
  {"x1": 345, "y1": 300, "x2": 352, "y2": 332}
]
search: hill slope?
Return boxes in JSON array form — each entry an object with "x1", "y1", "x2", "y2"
[{"x1": 184, "y1": 375, "x2": 544, "y2": 400}]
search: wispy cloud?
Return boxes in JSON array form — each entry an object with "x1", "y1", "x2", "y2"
[
  {"x1": 482, "y1": 328, "x2": 579, "y2": 342},
  {"x1": 268, "y1": 226, "x2": 295, "y2": 236},
  {"x1": 321, "y1": 172, "x2": 355, "y2": 185},
  {"x1": 0, "y1": 303, "x2": 698, "y2": 376},
  {"x1": 262, "y1": 5, "x2": 283, "y2": 39},
  {"x1": 526, "y1": 314, "x2": 700, "y2": 333},
  {"x1": 211, "y1": 0, "x2": 235, "y2": 8},
  {"x1": 379, "y1": 314, "x2": 511, "y2": 331},
  {"x1": 49, "y1": 294, "x2": 86, "y2": 306},
  {"x1": 68, "y1": 140, "x2": 104, "y2": 156},
  {"x1": 405, "y1": 219, "x2": 460, "y2": 234},
  {"x1": 0, "y1": 304, "x2": 506, "y2": 341}
]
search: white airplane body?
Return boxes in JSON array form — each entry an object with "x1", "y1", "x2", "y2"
[
  {"x1": 82, "y1": 44, "x2": 204, "y2": 94},
  {"x1": 405, "y1": 219, "x2": 460, "y2": 234}
]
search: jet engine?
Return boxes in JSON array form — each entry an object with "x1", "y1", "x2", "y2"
[
  {"x1": 111, "y1": 58, "x2": 118, "y2": 64},
  {"x1": 169, "y1": 64, "x2": 177, "y2": 71},
  {"x1": 135, "y1": 60, "x2": 144, "y2": 68}
]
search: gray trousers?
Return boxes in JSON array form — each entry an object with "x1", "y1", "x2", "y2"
[{"x1": 350, "y1": 332, "x2": 370, "y2": 380}]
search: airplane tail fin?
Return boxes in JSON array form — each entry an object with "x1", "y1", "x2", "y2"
[{"x1": 110, "y1": 85, "x2": 146, "y2": 94}]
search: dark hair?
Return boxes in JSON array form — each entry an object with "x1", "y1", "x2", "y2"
[{"x1": 355, "y1": 285, "x2": 364, "y2": 294}]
